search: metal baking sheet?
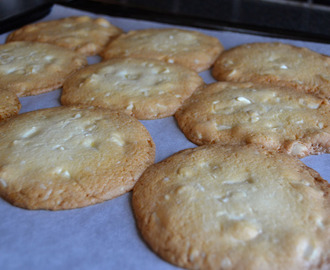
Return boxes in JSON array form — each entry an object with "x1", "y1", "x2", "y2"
[{"x1": 0, "y1": 4, "x2": 329, "y2": 270}]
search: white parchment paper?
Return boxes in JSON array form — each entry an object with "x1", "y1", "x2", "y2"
[{"x1": 0, "y1": 5, "x2": 329, "y2": 270}]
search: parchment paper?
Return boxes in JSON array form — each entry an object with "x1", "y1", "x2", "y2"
[{"x1": 0, "y1": 5, "x2": 329, "y2": 270}]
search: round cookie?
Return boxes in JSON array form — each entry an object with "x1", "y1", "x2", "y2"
[
  {"x1": 0, "y1": 41, "x2": 87, "y2": 96},
  {"x1": 175, "y1": 82, "x2": 330, "y2": 157},
  {"x1": 6, "y1": 16, "x2": 123, "y2": 56},
  {"x1": 61, "y1": 58, "x2": 204, "y2": 119},
  {"x1": 0, "y1": 89, "x2": 21, "y2": 121},
  {"x1": 133, "y1": 144, "x2": 330, "y2": 270},
  {"x1": 212, "y1": 42, "x2": 330, "y2": 100},
  {"x1": 100, "y1": 28, "x2": 223, "y2": 72},
  {"x1": 0, "y1": 106, "x2": 155, "y2": 210}
]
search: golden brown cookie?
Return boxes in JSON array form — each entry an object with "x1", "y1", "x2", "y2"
[
  {"x1": 61, "y1": 58, "x2": 204, "y2": 119},
  {"x1": 0, "y1": 41, "x2": 87, "y2": 96},
  {"x1": 133, "y1": 144, "x2": 330, "y2": 270},
  {"x1": 212, "y1": 42, "x2": 330, "y2": 100},
  {"x1": 175, "y1": 82, "x2": 330, "y2": 158},
  {"x1": 6, "y1": 16, "x2": 123, "y2": 56},
  {"x1": 0, "y1": 106, "x2": 155, "y2": 210},
  {"x1": 101, "y1": 28, "x2": 223, "y2": 72},
  {"x1": 0, "y1": 89, "x2": 21, "y2": 121}
]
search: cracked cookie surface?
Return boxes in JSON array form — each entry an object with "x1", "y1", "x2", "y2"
[
  {"x1": 101, "y1": 28, "x2": 223, "y2": 72},
  {"x1": 0, "y1": 106, "x2": 155, "y2": 210},
  {"x1": 61, "y1": 58, "x2": 204, "y2": 119},
  {"x1": 175, "y1": 81, "x2": 330, "y2": 157},
  {"x1": 133, "y1": 144, "x2": 330, "y2": 270},
  {"x1": 212, "y1": 42, "x2": 330, "y2": 100},
  {"x1": 0, "y1": 41, "x2": 87, "y2": 96},
  {"x1": 6, "y1": 16, "x2": 123, "y2": 56}
]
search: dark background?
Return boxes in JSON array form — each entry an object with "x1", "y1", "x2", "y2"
[{"x1": 0, "y1": 0, "x2": 330, "y2": 43}]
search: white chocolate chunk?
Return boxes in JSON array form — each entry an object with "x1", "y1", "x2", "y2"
[
  {"x1": 109, "y1": 133, "x2": 125, "y2": 147},
  {"x1": 126, "y1": 103, "x2": 134, "y2": 110},
  {"x1": 21, "y1": 126, "x2": 38, "y2": 138},
  {"x1": 0, "y1": 178, "x2": 7, "y2": 188},
  {"x1": 236, "y1": 96, "x2": 251, "y2": 104},
  {"x1": 216, "y1": 124, "x2": 232, "y2": 131}
]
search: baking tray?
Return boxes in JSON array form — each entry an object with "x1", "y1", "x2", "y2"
[
  {"x1": 0, "y1": 4, "x2": 329, "y2": 270},
  {"x1": 0, "y1": 0, "x2": 53, "y2": 35}
]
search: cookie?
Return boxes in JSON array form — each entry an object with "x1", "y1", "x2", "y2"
[
  {"x1": 101, "y1": 28, "x2": 223, "y2": 72},
  {"x1": 212, "y1": 42, "x2": 330, "y2": 100},
  {"x1": 0, "y1": 89, "x2": 21, "y2": 121},
  {"x1": 61, "y1": 58, "x2": 204, "y2": 119},
  {"x1": 0, "y1": 41, "x2": 87, "y2": 96},
  {"x1": 175, "y1": 82, "x2": 330, "y2": 158},
  {"x1": 133, "y1": 144, "x2": 330, "y2": 270},
  {"x1": 6, "y1": 16, "x2": 123, "y2": 56},
  {"x1": 0, "y1": 106, "x2": 155, "y2": 210}
]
